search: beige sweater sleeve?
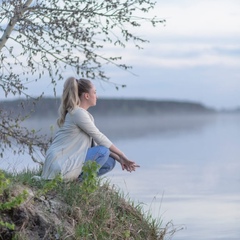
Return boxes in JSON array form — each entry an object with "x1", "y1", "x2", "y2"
[{"x1": 71, "y1": 107, "x2": 112, "y2": 148}]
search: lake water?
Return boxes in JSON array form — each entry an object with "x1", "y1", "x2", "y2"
[
  {"x1": 1, "y1": 113, "x2": 240, "y2": 239},
  {"x1": 106, "y1": 113, "x2": 240, "y2": 240}
]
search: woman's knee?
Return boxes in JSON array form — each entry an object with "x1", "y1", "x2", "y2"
[
  {"x1": 109, "y1": 157, "x2": 116, "y2": 170},
  {"x1": 98, "y1": 146, "x2": 110, "y2": 157},
  {"x1": 97, "y1": 157, "x2": 116, "y2": 176}
]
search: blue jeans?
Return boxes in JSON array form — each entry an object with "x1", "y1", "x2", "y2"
[{"x1": 79, "y1": 146, "x2": 116, "y2": 179}]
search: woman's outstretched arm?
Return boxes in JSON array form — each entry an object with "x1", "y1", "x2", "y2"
[{"x1": 109, "y1": 144, "x2": 140, "y2": 172}]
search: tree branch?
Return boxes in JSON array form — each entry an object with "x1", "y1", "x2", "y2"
[{"x1": 0, "y1": 0, "x2": 33, "y2": 51}]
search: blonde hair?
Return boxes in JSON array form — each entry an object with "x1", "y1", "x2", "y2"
[{"x1": 57, "y1": 77, "x2": 92, "y2": 127}]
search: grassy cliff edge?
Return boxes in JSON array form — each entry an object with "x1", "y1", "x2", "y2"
[{"x1": 0, "y1": 169, "x2": 177, "y2": 240}]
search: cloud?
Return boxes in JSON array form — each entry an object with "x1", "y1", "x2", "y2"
[
  {"x1": 102, "y1": 41, "x2": 240, "y2": 69},
  {"x1": 94, "y1": 0, "x2": 240, "y2": 72},
  {"x1": 153, "y1": 0, "x2": 240, "y2": 37}
]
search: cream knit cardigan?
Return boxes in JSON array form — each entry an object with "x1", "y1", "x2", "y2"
[{"x1": 41, "y1": 107, "x2": 112, "y2": 180}]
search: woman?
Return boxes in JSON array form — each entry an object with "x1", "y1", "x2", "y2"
[{"x1": 41, "y1": 77, "x2": 139, "y2": 180}]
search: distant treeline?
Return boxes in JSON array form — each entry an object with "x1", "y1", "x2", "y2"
[{"x1": 0, "y1": 98, "x2": 217, "y2": 118}]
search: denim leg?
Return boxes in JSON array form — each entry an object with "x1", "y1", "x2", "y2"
[
  {"x1": 85, "y1": 145, "x2": 110, "y2": 167},
  {"x1": 98, "y1": 156, "x2": 116, "y2": 176},
  {"x1": 79, "y1": 146, "x2": 115, "y2": 178}
]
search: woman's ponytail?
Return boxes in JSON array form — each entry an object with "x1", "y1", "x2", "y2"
[{"x1": 57, "y1": 77, "x2": 80, "y2": 127}]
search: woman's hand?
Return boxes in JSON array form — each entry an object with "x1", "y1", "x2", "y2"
[
  {"x1": 109, "y1": 145, "x2": 140, "y2": 172},
  {"x1": 119, "y1": 157, "x2": 140, "y2": 172}
]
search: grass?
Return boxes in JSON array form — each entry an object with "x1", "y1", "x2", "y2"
[{"x1": 0, "y1": 168, "x2": 177, "y2": 240}]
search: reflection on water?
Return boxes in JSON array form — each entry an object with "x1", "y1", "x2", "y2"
[{"x1": 1, "y1": 113, "x2": 240, "y2": 240}]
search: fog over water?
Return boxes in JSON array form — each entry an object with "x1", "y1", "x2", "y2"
[
  {"x1": 22, "y1": 113, "x2": 218, "y2": 140},
  {"x1": 1, "y1": 111, "x2": 240, "y2": 240}
]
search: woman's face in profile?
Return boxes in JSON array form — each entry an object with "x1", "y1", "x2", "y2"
[{"x1": 88, "y1": 84, "x2": 97, "y2": 107}]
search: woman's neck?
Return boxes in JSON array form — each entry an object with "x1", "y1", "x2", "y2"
[{"x1": 79, "y1": 102, "x2": 89, "y2": 110}]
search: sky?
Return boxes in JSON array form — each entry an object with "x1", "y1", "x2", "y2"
[
  {"x1": 95, "y1": 0, "x2": 239, "y2": 110},
  {"x1": 2, "y1": 0, "x2": 240, "y2": 110}
]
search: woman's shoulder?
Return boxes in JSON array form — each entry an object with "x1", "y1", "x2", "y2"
[
  {"x1": 72, "y1": 106, "x2": 85, "y2": 112},
  {"x1": 71, "y1": 107, "x2": 93, "y2": 119},
  {"x1": 71, "y1": 106, "x2": 86, "y2": 115}
]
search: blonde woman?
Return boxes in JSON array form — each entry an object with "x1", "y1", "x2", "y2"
[{"x1": 41, "y1": 77, "x2": 139, "y2": 180}]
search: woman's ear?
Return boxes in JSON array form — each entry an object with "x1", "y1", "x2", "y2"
[{"x1": 84, "y1": 92, "x2": 89, "y2": 99}]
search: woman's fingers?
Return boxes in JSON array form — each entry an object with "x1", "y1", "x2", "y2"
[{"x1": 120, "y1": 158, "x2": 140, "y2": 172}]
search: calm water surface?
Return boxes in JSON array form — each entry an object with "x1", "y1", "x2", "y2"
[
  {"x1": 1, "y1": 113, "x2": 240, "y2": 239},
  {"x1": 106, "y1": 114, "x2": 240, "y2": 240}
]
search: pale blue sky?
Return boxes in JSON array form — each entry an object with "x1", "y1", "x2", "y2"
[
  {"x1": 93, "y1": 0, "x2": 240, "y2": 110},
  {"x1": 2, "y1": 0, "x2": 240, "y2": 109}
]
